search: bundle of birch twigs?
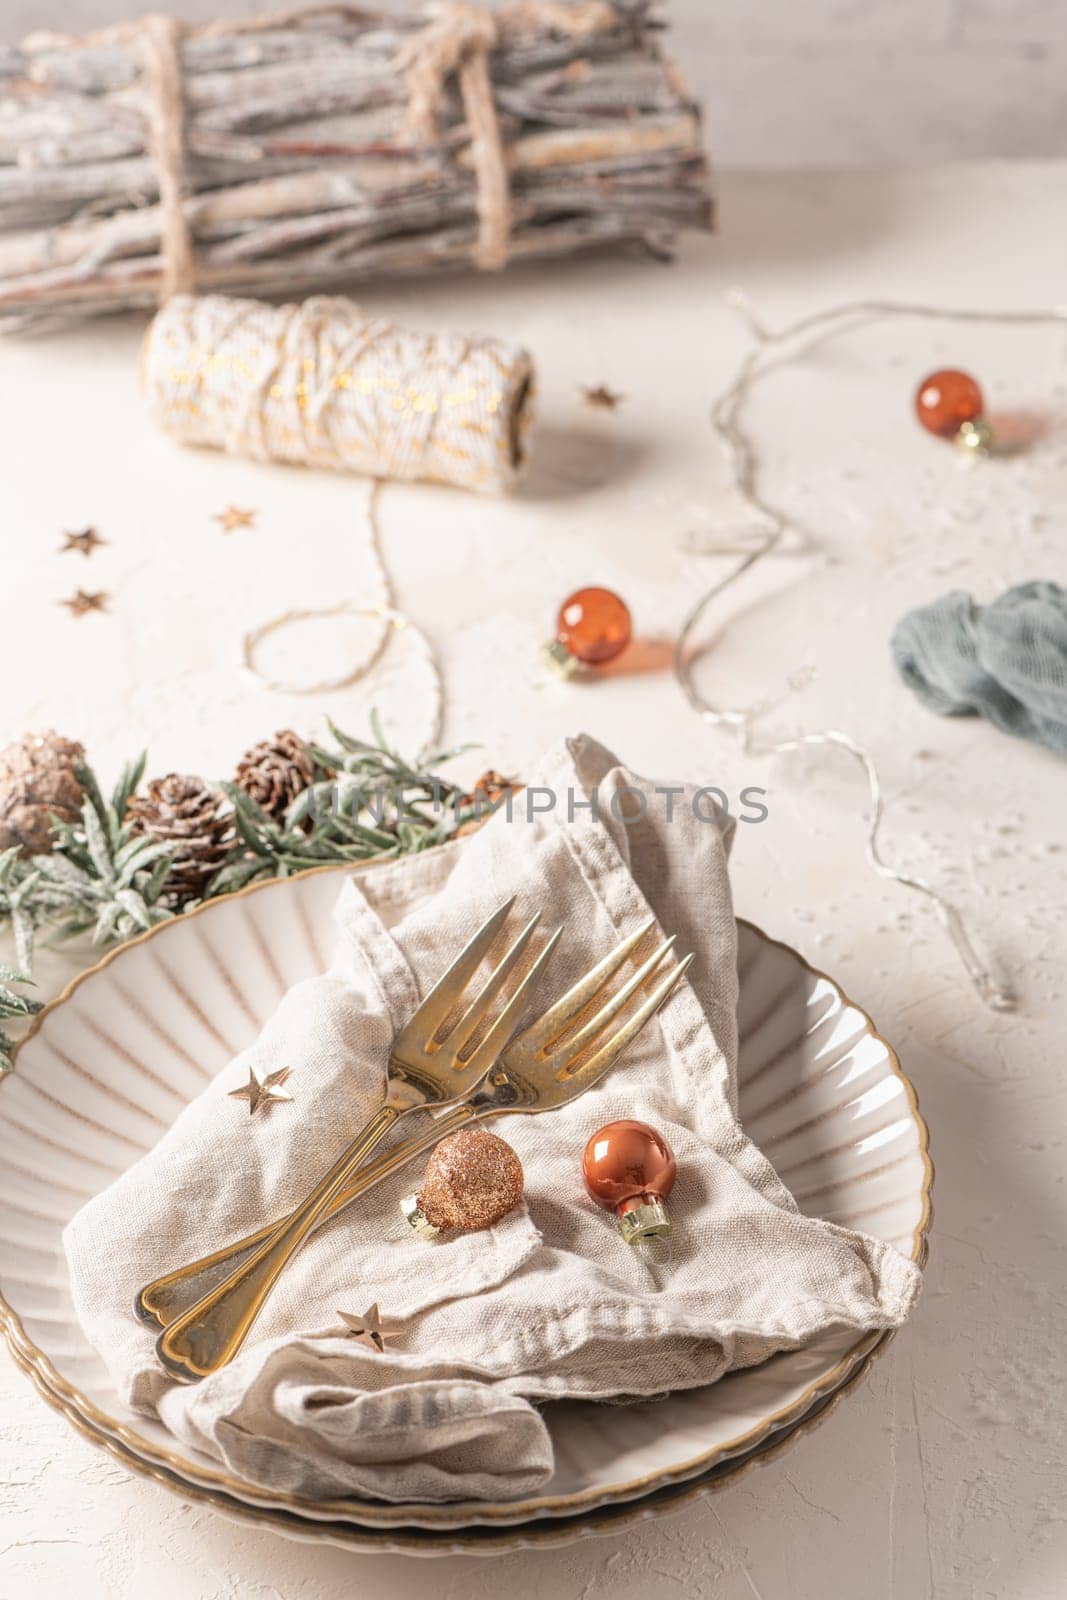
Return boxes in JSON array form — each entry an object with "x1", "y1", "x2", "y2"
[{"x1": 0, "y1": 0, "x2": 712, "y2": 330}]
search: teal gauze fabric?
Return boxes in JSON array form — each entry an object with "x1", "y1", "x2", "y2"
[{"x1": 891, "y1": 580, "x2": 1067, "y2": 752}]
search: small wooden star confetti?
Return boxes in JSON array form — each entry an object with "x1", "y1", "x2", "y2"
[
  {"x1": 214, "y1": 504, "x2": 257, "y2": 534},
  {"x1": 228, "y1": 1064, "x2": 293, "y2": 1115},
  {"x1": 60, "y1": 588, "x2": 108, "y2": 618},
  {"x1": 336, "y1": 1303, "x2": 402, "y2": 1353},
  {"x1": 581, "y1": 384, "x2": 624, "y2": 411},
  {"x1": 60, "y1": 527, "x2": 107, "y2": 558}
]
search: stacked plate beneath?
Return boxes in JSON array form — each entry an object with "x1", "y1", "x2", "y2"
[{"x1": 0, "y1": 864, "x2": 931, "y2": 1555}]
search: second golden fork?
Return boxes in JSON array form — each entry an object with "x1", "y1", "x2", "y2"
[{"x1": 139, "y1": 919, "x2": 689, "y2": 1339}]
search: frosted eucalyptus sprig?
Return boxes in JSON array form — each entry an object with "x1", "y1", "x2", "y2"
[
  {"x1": 208, "y1": 715, "x2": 478, "y2": 897},
  {"x1": 0, "y1": 850, "x2": 44, "y2": 974},
  {"x1": 0, "y1": 720, "x2": 486, "y2": 980},
  {"x1": 0, "y1": 965, "x2": 43, "y2": 1067},
  {"x1": 310, "y1": 712, "x2": 475, "y2": 834},
  {"x1": 40, "y1": 754, "x2": 176, "y2": 946}
]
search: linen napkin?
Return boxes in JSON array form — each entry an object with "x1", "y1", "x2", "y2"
[{"x1": 65, "y1": 735, "x2": 921, "y2": 1503}]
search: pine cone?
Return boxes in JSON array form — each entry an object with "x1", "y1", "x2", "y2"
[
  {"x1": 0, "y1": 730, "x2": 86, "y2": 856},
  {"x1": 127, "y1": 774, "x2": 234, "y2": 907},
  {"x1": 234, "y1": 730, "x2": 315, "y2": 820}
]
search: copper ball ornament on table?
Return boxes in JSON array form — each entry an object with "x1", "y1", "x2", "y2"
[
  {"x1": 582, "y1": 1119, "x2": 677, "y2": 1244},
  {"x1": 401, "y1": 1129, "x2": 524, "y2": 1239},
  {"x1": 914, "y1": 369, "x2": 993, "y2": 454},
  {"x1": 542, "y1": 586, "x2": 633, "y2": 679}
]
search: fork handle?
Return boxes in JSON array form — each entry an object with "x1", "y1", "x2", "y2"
[
  {"x1": 155, "y1": 1102, "x2": 401, "y2": 1381},
  {"x1": 137, "y1": 1102, "x2": 481, "y2": 1331}
]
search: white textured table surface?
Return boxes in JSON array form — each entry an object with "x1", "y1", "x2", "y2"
[{"x1": 1, "y1": 162, "x2": 1065, "y2": 1600}]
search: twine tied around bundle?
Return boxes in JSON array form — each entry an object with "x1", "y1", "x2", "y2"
[
  {"x1": 397, "y1": 1, "x2": 618, "y2": 269},
  {"x1": 27, "y1": 1, "x2": 619, "y2": 299},
  {"x1": 136, "y1": 14, "x2": 192, "y2": 300}
]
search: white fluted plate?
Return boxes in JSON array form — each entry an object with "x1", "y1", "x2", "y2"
[{"x1": 0, "y1": 863, "x2": 931, "y2": 1552}]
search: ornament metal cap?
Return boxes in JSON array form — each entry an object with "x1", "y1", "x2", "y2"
[
  {"x1": 956, "y1": 417, "x2": 994, "y2": 457},
  {"x1": 400, "y1": 1192, "x2": 442, "y2": 1240},
  {"x1": 619, "y1": 1198, "x2": 671, "y2": 1245},
  {"x1": 541, "y1": 638, "x2": 581, "y2": 679}
]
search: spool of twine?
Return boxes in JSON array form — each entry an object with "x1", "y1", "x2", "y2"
[{"x1": 142, "y1": 292, "x2": 536, "y2": 493}]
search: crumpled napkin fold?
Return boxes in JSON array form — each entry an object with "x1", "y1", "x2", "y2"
[{"x1": 65, "y1": 734, "x2": 921, "y2": 1504}]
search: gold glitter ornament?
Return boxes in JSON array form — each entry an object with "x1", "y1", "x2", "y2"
[
  {"x1": 143, "y1": 293, "x2": 536, "y2": 495},
  {"x1": 401, "y1": 1129, "x2": 524, "y2": 1239}
]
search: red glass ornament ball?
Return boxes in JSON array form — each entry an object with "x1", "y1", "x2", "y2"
[
  {"x1": 556, "y1": 586, "x2": 632, "y2": 666},
  {"x1": 582, "y1": 1119, "x2": 677, "y2": 1217},
  {"x1": 914, "y1": 369, "x2": 985, "y2": 438}
]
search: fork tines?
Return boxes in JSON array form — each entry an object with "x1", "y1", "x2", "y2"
[
  {"x1": 417, "y1": 897, "x2": 562, "y2": 1073},
  {"x1": 513, "y1": 916, "x2": 693, "y2": 1079}
]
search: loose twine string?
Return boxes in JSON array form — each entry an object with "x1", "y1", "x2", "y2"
[
  {"x1": 33, "y1": 1, "x2": 620, "y2": 293},
  {"x1": 676, "y1": 292, "x2": 1067, "y2": 1012},
  {"x1": 241, "y1": 478, "x2": 446, "y2": 754},
  {"x1": 154, "y1": 287, "x2": 526, "y2": 753}
]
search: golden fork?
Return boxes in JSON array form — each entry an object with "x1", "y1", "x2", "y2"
[
  {"x1": 154, "y1": 895, "x2": 557, "y2": 1382},
  {"x1": 139, "y1": 919, "x2": 690, "y2": 1335}
]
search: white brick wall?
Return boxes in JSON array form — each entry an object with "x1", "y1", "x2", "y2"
[{"x1": 2, "y1": 0, "x2": 1065, "y2": 169}]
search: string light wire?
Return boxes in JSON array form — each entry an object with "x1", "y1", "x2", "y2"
[{"x1": 675, "y1": 293, "x2": 1067, "y2": 1011}]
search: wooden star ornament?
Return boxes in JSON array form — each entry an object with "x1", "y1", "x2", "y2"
[
  {"x1": 214, "y1": 504, "x2": 257, "y2": 534},
  {"x1": 60, "y1": 588, "x2": 108, "y2": 618},
  {"x1": 581, "y1": 383, "x2": 624, "y2": 411},
  {"x1": 60, "y1": 526, "x2": 107, "y2": 557},
  {"x1": 228, "y1": 1064, "x2": 293, "y2": 1115},
  {"x1": 336, "y1": 1303, "x2": 402, "y2": 1353}
]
